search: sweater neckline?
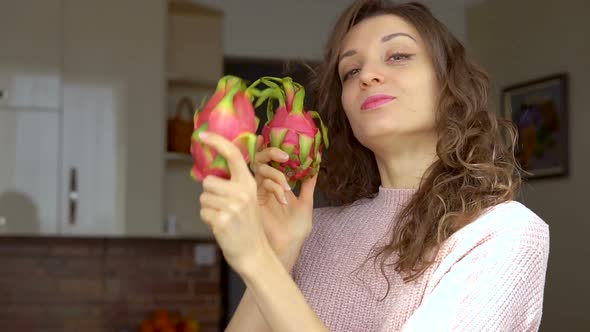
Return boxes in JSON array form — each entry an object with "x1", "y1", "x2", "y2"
[{"x1": 375, "y1": 185, "x2": 417, "y2": 207}]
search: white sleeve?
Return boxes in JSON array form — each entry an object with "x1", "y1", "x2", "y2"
[{"x1": 402, "y1": 225, "x2": 549, "y2": 332}]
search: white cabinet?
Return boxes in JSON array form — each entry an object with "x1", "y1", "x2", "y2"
[
  {"x1": 60, "y1": 0, "x2": 166, "y2": 236},
  {"x1": 0, "y1": 0, "x2": 222, "y2": 238},
  {"x1": 0, "y1": 0, "x2": 62, "y2": 110},
  {"x1": 60, "y1": 84, "x2": 121, "y2": 235},
  {"x1": 0, "y1": 109, "x2": 60, "y2": 235},
  {"x1": 1, "y1": 0, "x2": 167, "y2": 237},
  {"x1": 0, "y1": 0, "x2": 62, "y2": 235}
]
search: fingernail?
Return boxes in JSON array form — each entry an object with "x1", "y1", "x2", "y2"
[
  {"x1": 199, "y1": 132, "x2": 208, "y2": 140},
  {"x1": 280, "y1": 152, "x2": 289, "y2": 160},
  {"x1": 284, "y1": 183, "x2": 291, "y2": 191},
  {"x1": 282, "y1": 196, "x2": 288, "y2": 205}
]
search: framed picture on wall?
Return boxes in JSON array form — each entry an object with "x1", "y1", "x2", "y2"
[{"x1": 501, "y1": 73, "x2": 569, "y2": 179}]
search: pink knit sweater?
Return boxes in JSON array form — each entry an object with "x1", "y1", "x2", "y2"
[{"x1": 292, "y1": 187, "x2": 550, "y2": 331}]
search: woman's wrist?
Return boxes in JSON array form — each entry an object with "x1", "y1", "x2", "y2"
[
  {"x1": 241, "y1": 241, "x2": 290, "y2": 297},
  {"x1": 239, "y1": 241, "x2": 328, "y2": 332},
  {"x1": 277, "y1": 243, "x2": 303, "y2": 272},
  {"x1": 238, "y1": 239, "x2": 280, "y2": 281}
]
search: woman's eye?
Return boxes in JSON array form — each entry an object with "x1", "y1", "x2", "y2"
[
  {"x1": 342, "y1": 68, "x2": 360, "y2": 81},
  {"x1": 388, "y1": 53, "x2": 413, "y2": 62}
]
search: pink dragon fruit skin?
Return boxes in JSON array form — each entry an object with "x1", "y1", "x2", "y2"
[
  {"x1": 190, "y1": 75, "x2": 260, "y2": 181},
  {"x1": 257, "y1": 77, "x2": 329, "y2": 188}
]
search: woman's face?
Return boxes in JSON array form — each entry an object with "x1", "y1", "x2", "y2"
[{"x1": 338, "y1": 14, "x2": 439, "y2": 148}]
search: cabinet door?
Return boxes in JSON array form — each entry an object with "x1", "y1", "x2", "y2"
[
  {"x1": 61, "y1": 0, "x2": 165, "y2": 236},
  {"x1": 167, "y1": 1, "x2": 223, "y2": 82},
  {"x1": 0, "y1": 0, "x2": 62, "y2": 110},
  {"x1": 60, "y1": 85, "x2": 120, "y2": 235},
  {"x1": 0, "y1": 109, "x2": 60, "y2": 235}
]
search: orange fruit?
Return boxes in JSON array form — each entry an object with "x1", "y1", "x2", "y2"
[{"x1": 139, "y1": 320, "x2": 155, "y2": 332}]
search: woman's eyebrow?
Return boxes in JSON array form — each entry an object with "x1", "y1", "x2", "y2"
[{"x1": 339, "y1": 32, "x2": 417, "y2": 61}]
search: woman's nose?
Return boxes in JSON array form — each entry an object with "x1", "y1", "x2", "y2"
[{"x1": 359, "y1": 69, "x2": 385, "y2": 88}]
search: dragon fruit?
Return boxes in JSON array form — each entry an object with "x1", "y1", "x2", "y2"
[
  {"x1": 256, "y1": 76, "x2": 329, "y2": 188},
  {"x1": 190, "y1": 75, "x2": 260, "y2": 181}
]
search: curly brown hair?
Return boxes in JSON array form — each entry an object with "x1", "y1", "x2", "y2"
[{"x1": 309, "y1": 0, "x2": 523, "y2": 288}]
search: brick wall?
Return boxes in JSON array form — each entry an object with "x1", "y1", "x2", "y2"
[{"x1": 0, "y1": 237, "x2": 226, "y2": 332}]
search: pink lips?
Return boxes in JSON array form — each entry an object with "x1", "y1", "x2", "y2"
[{"x1": 361, "y1": 94, "x2": 395, "y2": 111}]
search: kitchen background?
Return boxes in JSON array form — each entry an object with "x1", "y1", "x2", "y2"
[{"x1": 1, "y1": 0, "x2": 588, "y2": 331}]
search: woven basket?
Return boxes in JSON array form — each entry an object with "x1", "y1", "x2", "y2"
[{"x1": 167, "y1": 97, "x2": 195, "y2": 154}]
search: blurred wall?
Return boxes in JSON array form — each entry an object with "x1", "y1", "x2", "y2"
[
  {"x1": 193, "y1": 0, "x2": 467, "y2": 60},
  {"x1": 467, "y1": 0, "x2": 590, "y2": 330}
]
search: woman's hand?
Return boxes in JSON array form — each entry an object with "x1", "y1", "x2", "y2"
[
  {"x1": 253, "y1": 136, "x2": 317, "y2": 271},
  {"x1": 198, "y1": 132, "x2": 272, "y2": 276}
]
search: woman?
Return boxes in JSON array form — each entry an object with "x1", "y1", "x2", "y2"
[{"x1": 197, "y1": 0, "x2": 550, "y2": 331}]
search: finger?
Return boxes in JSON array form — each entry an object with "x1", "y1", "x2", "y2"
[
  {"x1": 199, "y1": 132, "x2": 251, "y2": 179},
  {"x1": 201, "y1": 192, "x2": 249, "y2": 217},
  {"x1": 200, "y1": 207, "x2": 217, "y2": 227},
  {"x1": 262, "y1": 178, "x2": 288, "y2": 205},
  {"x1": 200, "y1": 207, "x2": 232, "y2": 231},
  {"x1": 214, "y1": 210, "x2": 232, "y2": 231},
  {"x1": 200, "y1": 192, "x2": 230, "y2": 211},
  {"x1": 254, "y1": 147, "x2": 289, "y2": 166},
  {"x1": 203, "y1": 176, "x2": 255, "y2": 209},
  {"x1": 255, "y1": 135, "x2": 264, "y2": 152},
  {"x1": 251, "y1": 136, "x2": 266, "y2": 174},
  {"x1": 255, "y1": 164, "x2": 291, "y2": 191},
  {"x1": 202, "y1": 175, "x2": 235, "y2": 196},
  {"x1": 299, "y1": 173, "x2": 318, "y2": 204}
]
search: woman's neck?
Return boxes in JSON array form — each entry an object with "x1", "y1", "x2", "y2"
[{"x1": 373, "y1": 134, "x2": 438, "y2": 189}]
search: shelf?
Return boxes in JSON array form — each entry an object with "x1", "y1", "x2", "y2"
[{"x1": 166, "y1": 151, "x2": 193, "y2": 162}]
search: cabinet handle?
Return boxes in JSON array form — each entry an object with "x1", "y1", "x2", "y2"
[
  {"x1": 0, "y1": 90, "x2": 4, "y2": 99},
  {"x1": 68, "y1": 167, "x2": 78, "y2": 225}
]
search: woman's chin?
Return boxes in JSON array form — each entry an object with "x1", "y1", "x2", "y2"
[{"x1": 355, "y1": 127, "x2": 407, "y2": 141}]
